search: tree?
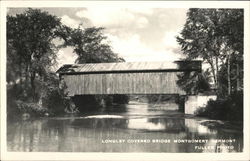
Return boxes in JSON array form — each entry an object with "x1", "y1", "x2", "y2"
[
  {"x1": 176, "y1": 9, "x2": 243, "y2": 96},
  {"x1": 64, "y1": 27, "x2": 127, "y2": 111},
  {"x1": 67, "y1": 27, "x2": 124, "y2": 63},
  {"x1": 7, "y1": 9, "x2": 127, "y2": 115},
  {"x1": 218, "y1": 9, "x2": 244, "y2": 94},
  {"x1": 176, "y1": 61, "x2": 211, "y2": 94},
  {"x1": 7, "y1": 8, "x2": 66, "y2": 101}
]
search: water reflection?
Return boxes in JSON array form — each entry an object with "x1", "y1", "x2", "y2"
[
  {"x1": 7, "y1": 103, "x2": 243, "y2": 152},
  {"x1": 185, "y1": 119, "x2": 217, "y2": 134},
  {"x1": 128, "y1": 118, "x2": 165, "y2": 131}
]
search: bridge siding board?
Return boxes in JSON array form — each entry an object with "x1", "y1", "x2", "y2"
[
  {"x1": 62, "y1": 72, "x2": 186, "y2": 96},
  {"x1": 58, "y1": 61, "x2": 202, "y2": 96}
]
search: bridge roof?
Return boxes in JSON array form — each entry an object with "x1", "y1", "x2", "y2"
[{"x1": 57, "y1": 61, "x2": 201, "y2": 75}]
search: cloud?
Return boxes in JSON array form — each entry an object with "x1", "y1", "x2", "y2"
[
  {"x1": 61, "y1": 15, "x2": 80, "y2": 28},
  {"x1": 76, "y1": 8, "x2": 135, "y2": 28},
  {"x1": 137, "y1": 17, "x2": 149, "y2": 28},
  {"x1": 75, "y1": 8, "x2": 151, "y2": 29},
  {"x1": 57, "y1": 8, "x2": 187, "y2": 65},
  {"x1": 163, "y1": 31, "x2": 179, "y2": 49},
  {"x1": 57, "y1": 47, "x2": 78, "y2": 68},
  {"x1": 157, "y1": 9, "x2": 187, "y2": 31},
  {"x1": 128, "y1": 8, "x2": 154, "y2": 15},
  {"x1": 106, "y1": 33, "x2": 182, "y2": 62}
]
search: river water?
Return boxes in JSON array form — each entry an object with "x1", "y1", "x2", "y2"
[{"x1": 7, "y1": 102, "x2": 243, "y2": 152}]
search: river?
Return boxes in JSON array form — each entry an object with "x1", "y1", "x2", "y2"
[{"x1": 7, "y1": 102, "x2": 243, "y2": 152}]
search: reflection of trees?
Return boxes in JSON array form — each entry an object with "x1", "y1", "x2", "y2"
[
  {"x1": 180, "y1": 132, "x2": 208, "y2": 153},
  {"x1": 207, "y1": 125, "x2": 243, "y2": 152},
  {"x1": 7, "y1": 117, "x2": 243, "y2": 152},
  {"x1": 8, "y1": 117, "x2": 130, "y2": 152},
  {"x1": 8, "y1": 119, "x2": 46, "y2": 151},
  {"x1": 183, "y1": 119, "x2": 243, "y2": 152},
  {"x1": 71, "y1": 118, "x2": 128, "y2": 129}
]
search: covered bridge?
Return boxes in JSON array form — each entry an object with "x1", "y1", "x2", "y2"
[{"x1": 57, "y1": 61, "x2": 201, "y2": 96}]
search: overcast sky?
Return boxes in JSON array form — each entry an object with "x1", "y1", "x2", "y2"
[{"x1": 8, "y1": 7, "x2": 188, "y2": 68}]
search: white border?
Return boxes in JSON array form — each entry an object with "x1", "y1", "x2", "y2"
[{"x1": 1, "y1": 1, "x2": 250, "y2": 161}]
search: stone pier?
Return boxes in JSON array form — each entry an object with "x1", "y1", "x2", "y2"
[{"x1": 185, "y1": 95, "x2": 217, "y2": 114}]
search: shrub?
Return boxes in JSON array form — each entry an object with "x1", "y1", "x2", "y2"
[
  {"x1": 195, "y1": 91, "x2": 243, "y2": 121},
  {"x1": 7, "y1": 84, "x2": 48, "y2": 119},
  {"x1": 16, "y1": 100, "x2": 48, "y2": 115},
  {"x1": 41, "y1": 73, "x2": 71, "y2": 115}
]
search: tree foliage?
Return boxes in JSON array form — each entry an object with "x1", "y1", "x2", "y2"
[
  {"x1": 176, "y1": 9, "x2": 243, "y2": 96},
  {"x1": 67, "y1": 27, "x2": 125, "y2": 63},
  {"x1": 195, "y1": 91, "x2": 243, "y2": 121},
  {"x1": 7, "y1": 9, "x2": 126, "y2": 116},
  {"x1": 7, "y1": 8, "x2": 64, "y2": 101}
]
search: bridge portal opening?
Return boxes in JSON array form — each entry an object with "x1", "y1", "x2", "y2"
[{"x1": 70, "y1": 94, "x2": 184, "y2": 113}]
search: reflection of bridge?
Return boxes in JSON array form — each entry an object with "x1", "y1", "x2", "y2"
[{"x1": 57, "y1": 61, "x2": 201, "y2": 96}]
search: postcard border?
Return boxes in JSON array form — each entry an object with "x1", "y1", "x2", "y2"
[{"x1": 1, "y1": 1, "x2": 250, "y2": 161}]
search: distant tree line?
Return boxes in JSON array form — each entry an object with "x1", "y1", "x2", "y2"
[{"x1": 7, "y1": 8, "x2": 125, "y2": 118}]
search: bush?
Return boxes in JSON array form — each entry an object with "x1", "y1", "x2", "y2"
[
  {"x1": 16, "y1": 100, "x2": 48, "y2": 115},
  {"x1": 7, "y1": 84, "x2": 48, "y2": 119},
  {"x1": 42, "y1": 87, "x2": 69, "y2": 115},
  {"x1": 195, "y1": 91, "x2": 243, "y2": 121},
  {"x1": 7, "y1": 73, "x2": 72, "y2": 118},
  {"x1": 41, "y1": 73, "x2": 71, "y2": 115}
]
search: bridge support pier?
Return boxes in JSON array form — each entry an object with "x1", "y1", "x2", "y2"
[
  {"x1": 178, "y1": 95, "x2": 186, "y2": 112},
  {"x1": 184, "y1": 95, "x2": 217, "y2": 114}
]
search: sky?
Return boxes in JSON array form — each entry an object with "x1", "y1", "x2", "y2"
[{"x1": 8, "y1": 7, "x2": 188, "y2": 69}]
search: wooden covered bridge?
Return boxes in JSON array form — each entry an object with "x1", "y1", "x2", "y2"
[{"x1": 57, "y1": 61, "x2": 201, "y2": 97}]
